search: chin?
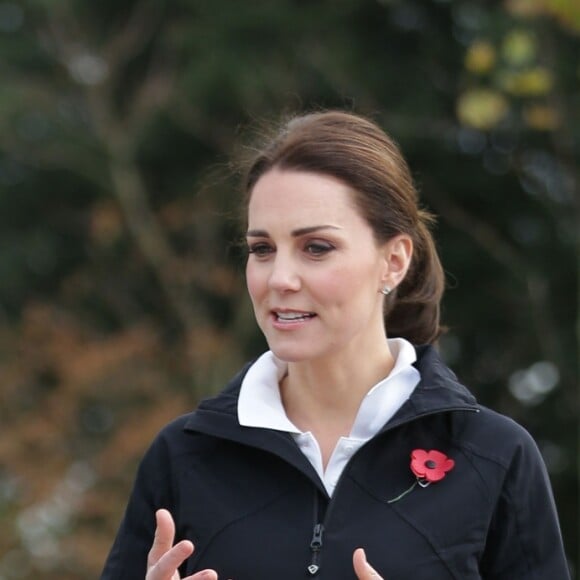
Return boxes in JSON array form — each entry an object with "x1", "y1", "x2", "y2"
[
  {"x1": 269, "y1": 348, "x2": 308, "y2": 363},
  {"x1": 268, "y1": 343, "x2": 327, "y2": 364}
]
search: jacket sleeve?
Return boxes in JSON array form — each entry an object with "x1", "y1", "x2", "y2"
[
  {"x1": 479, "y1": 424, "x2": 570, "y2": 579},
  {"x1": 100, "y1": 431, "x2": 175, "y2": 580}
]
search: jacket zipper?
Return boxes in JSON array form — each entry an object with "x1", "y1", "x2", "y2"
[
  {"x1": 307, "y1": 488, "x2": 325, "y2": 575},
  {"x1": 307, "y1": 522, "x2": 324, "y2": 575}
]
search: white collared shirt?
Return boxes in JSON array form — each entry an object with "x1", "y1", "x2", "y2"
[{"x1": 238, "y1": 338, "x2": 420, "y2": 496}]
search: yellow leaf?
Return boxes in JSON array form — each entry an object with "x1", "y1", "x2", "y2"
[
  {"x1": 502, "y1": 29, "x2": 537, "y2": 65},
  {"x1": 465, "y1": 41, "x2": 497, "y2": 74},
  {"x1": 457, "y1": 89, "x2": 510, "y2": 130},
  {"x1": 499, "y1": 67, "x2": 554, "y2": 96}
]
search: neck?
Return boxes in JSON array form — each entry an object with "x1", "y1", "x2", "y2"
[{"x1": 280, "y1": 340, "x2": 396, "y2": 432}]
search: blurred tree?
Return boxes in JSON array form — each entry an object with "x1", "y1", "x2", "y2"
[{"x1": 0, "y1": 0, "x2": 577, "y2": 578}]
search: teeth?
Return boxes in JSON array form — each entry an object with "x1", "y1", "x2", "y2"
[{"x1": 276, "y1": 312, "x2": 312, "y2": 321}]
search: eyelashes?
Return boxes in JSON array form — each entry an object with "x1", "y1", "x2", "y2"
[
  {"x1": 246, "y1": 240, "x2": 336, "y2": 259},
  {"x1": 304, "y1": 241, "x2": 335, "y2": 256},
  {"x1": 247, "y1": 242, "x2": 274, "y2": 257}
]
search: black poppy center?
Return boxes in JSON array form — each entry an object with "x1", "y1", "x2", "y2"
[{"x1": 425, "y1": 460, "x2": 437, "y2": 469}]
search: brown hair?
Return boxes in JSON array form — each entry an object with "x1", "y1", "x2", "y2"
[{"x1": 243, "y1": 110, "x2": 445, "y2": 345}]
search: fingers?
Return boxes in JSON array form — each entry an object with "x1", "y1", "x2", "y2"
[
  {"x1": 353, "y1": 548, "x2": 384, "y2": 580},
  {"x1": 147, "y1": 540, "x2": 194, "y2": 579},
  {"x1": 148, "y1": 509, "x2": 178, "y2": 568},
  {"x1": 148, "y1": 509, "x2": 216, "y2": 580}
]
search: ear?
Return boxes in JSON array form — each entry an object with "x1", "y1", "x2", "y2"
[{"x1": 380, "y1": 234, "x2": 413, "y2": 290}]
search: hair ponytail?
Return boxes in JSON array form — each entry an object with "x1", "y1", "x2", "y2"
[{"x1": 384, "y1": 214, "x2": 445, "y2": 344}]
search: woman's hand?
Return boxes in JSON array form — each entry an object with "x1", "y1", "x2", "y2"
[
  {"x1": 353, "y1": 548, "x2": 384, "y2": 579},
  {"x1": 146, "y1": 509, "x2": 218, "y2": 580}
]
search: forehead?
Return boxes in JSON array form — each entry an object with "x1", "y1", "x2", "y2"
[{"x1": 247, "y1": 169, "x2": 362, "y2": 227}]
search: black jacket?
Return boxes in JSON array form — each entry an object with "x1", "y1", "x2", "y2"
[{"x1": 101, "y1": 346, "x2": 570, "y2": 579}]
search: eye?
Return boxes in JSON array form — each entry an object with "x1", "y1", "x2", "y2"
[
  {"x1": 247, "y1": 242, "x2": 274, "y2": 258},
  {"x1": 304, "y1": 240, "x2": 335, "y2": 257}
]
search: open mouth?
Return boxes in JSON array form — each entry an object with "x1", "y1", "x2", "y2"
[{"x1": 273, "y1": 311, "x2": 316, "y2": 322}]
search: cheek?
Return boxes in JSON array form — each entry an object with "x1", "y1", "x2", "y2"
[
  {"x1": 314, "y1": 270, "x2": 344, "y2": 297},
  {"x1": 322, "y1": 268, "x2": 382, "y2": 315},
  {"x1": 319, "y1": 264, "x2": 373, "y2": 298},
  {"x1": 245, "y1": 264, "x2": 264, "y2": 302}
]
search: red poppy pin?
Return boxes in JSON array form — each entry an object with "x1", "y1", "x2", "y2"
[
  {"x1": 387, "y1": 448, "x2": 455, "y2": 504},
  {"x1": 410, "y1": 449, "x2": 455, "y2": 484}
]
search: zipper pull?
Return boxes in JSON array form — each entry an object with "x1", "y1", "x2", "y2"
[{"x1": 308, "y1": 523, "x2": 324, "y2": 575}]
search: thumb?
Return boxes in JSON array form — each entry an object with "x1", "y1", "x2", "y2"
[{"x1": 353, "y1": 548, "x2": 383, "y2": 579}]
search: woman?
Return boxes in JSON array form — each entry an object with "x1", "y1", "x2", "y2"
[{"x1": 101, "y1": 111, "x2": 570, "y2": 579}]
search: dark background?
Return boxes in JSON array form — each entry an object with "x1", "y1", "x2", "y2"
[{"x1": 0, "y1": 0, "x2": 578, "y2": 578}]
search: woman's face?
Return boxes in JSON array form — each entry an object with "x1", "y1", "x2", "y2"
[{"x1": 246, "y1": 168, "x2": 402, "y2": 364}]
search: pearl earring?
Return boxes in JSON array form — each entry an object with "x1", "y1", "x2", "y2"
[{"x1": 380, "y1": 286, "x2": 392, "y2": 296}]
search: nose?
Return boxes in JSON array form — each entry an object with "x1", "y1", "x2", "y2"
[{"x1": 268, "y1": 252, "x2": 301, "y2": 293}]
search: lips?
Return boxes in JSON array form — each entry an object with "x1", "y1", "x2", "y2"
[{"x1": 272, "y1": 310, "x2": 316, "y2": 323}]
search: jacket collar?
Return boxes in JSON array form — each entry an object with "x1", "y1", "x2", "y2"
[
  {"x1": 184, "y1": 360, "x2": 321, "y2": 486},
  {"x1": 383, "y1": 344, "x2": 478, "y2": 431}
]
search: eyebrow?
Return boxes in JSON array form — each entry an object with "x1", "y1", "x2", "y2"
[{"x1": 246, "y1": 225, "x2": 341, "y2": 238}]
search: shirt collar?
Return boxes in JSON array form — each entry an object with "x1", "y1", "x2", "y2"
[{"x1": 238, "y1": 338, "x2": 420, "y2": 436}]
